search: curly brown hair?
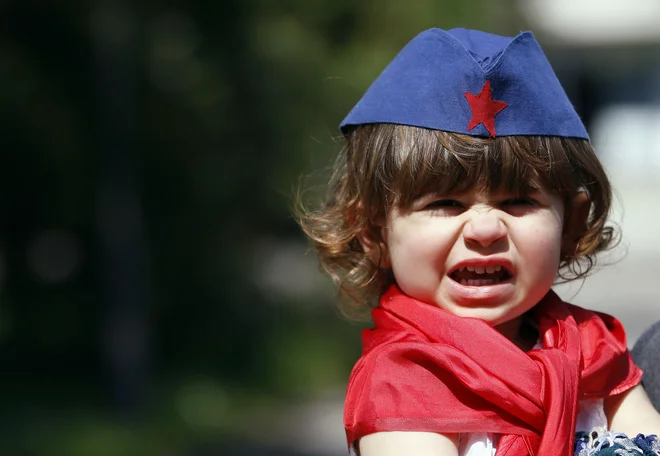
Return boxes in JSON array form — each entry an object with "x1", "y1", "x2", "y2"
[{"x1": 295, "y1": 124, "x2": 618, "y2": 319}]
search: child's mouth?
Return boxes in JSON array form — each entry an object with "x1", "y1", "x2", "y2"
[{"x1": 450, "y1": 265, "x2": 511, "y2": 286}]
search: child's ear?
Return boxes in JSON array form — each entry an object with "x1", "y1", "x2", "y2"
[
  {"x1": 354, "y1": 203, "x2": 391, "y2": 269},
  {"x1": 357, "y1": 225, "x2": 391, "y2": 269},
  {"x1": 562, "y1": 191, "x2": 590, "y2": 256}
]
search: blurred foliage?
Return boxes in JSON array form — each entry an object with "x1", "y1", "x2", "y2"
[{"x1": 0, "y1": 1, "x2": 503, "y2": 454}]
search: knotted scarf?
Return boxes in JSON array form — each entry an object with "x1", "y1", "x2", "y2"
[{"x1": 344, "y1": 286, "x2": 642, "y2": 456}]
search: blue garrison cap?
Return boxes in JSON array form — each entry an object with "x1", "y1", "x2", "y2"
[{"x1": 340, "y1": 28, "x2": 589, "y2": 139}]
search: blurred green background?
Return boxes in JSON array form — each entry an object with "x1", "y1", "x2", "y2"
[
  {"x1": 0, "y1": 1, "x2": 510, "y2": 454},
  {"x1": 4, "y1": 1, "x2": 658, "y2": 455}
]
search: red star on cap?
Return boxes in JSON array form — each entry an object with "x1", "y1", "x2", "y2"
[{"x1": 464, "y1": 80, "x2": 508, "y2": 137}]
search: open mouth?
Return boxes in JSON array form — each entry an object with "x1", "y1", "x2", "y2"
[{"x1": 450, "y1": 264, "x2": 512, "y2": 286}]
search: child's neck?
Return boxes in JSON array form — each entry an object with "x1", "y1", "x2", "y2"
[{"x1": 495, "y1": 315, "x2": 538, "y2": 352}]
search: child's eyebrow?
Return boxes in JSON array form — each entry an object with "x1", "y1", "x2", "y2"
[{"x1": 413, "y1": 190, "x2": 465, "y2": 201}]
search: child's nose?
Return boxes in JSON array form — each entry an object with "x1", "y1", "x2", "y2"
[{"x1": 463, "y1": 211, "x2": 507, "y2": 247}]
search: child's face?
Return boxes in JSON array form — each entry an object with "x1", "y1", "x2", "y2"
[{"x1": 379, "y1": 187, "x2": 566, "y2": 330}]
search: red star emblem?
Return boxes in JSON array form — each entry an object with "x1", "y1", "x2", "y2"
[{"x1": 464, "y1": 80, "x2": 508, "y2": 137}]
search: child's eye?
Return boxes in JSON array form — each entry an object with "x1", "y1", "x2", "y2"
[
  {"x1": 425, "y1": 199, "x2": 464, "y2": 209},
  {"x1": 501, "y1": 197, "x2": 538, "y2": 207}
]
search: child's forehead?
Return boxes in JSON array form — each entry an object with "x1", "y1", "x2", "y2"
[
  {"x1": 418, "y1": 185, "x2": 545, "y2": 197},
  {"x1": 401, "y1": 183, "x2": 549, "y2": 205},
  {"x1": 389, "y1": 156, "x2": 557, "y2": 207}
]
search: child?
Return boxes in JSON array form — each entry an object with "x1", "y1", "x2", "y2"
[{"x1": 297, "y1": 28, "x2": 660, "y2": 456}]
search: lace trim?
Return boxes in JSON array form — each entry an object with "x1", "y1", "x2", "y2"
[{"x1": 574, "y1": 429, "x2": 660, "y2": 456}]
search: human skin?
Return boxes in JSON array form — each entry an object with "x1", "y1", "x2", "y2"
[{"x1": 373, "y1": 188, "x2": 565, "y2": 341}]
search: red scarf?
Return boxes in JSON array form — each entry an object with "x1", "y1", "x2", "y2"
[{"x1": 344, "y1": 286, "x2": 642, "y2": 456}]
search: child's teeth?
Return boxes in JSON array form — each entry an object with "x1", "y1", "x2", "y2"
[
  {"x1": 462, "y1": 278, "x2": 501, "y2": 286},
  {"x1": 458, "y1": 264, "x2": 505, "y2": 274}
]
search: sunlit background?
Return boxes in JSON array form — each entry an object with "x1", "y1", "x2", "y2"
[{"x1": 1, "y1": 1, "x2": 659, "y2": 455}]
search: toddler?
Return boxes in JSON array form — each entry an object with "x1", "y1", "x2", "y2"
[{"x1": 297, "y1": 28, "x2": 660, "y2": 456}]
